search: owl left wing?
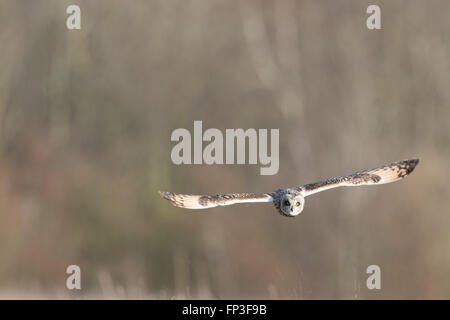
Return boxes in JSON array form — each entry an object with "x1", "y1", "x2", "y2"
[
  {"x1": 293, "y1": 158, "x2": 419, "y2": 197},
  {"x1": 159, "y1": 191, "x2": 274, "y2": 209}
]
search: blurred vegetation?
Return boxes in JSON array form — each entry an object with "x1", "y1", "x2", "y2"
[{"x1": 0, "y1": 0, "x2": 449, "y2": 298}]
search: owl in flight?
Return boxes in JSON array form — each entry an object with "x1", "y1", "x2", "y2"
[{"x1": 159, "y1": 158, "x2": 419, "y2": 217}]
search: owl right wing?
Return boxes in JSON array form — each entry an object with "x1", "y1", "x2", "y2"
[
  {"x1": 159, "y1": 191, "x2": 274, "y2": 209},
  {"x1": 293, "y1": 158, "x2": 419, "y2": 197}
]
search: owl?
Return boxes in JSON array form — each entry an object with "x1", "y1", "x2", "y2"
[{"x1": 159, "y1": 158, "x2": 419, "y2": 217}]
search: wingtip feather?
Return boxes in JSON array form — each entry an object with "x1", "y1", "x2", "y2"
[
  {"x1": 158, "y1": 191, "x2": 205, "y2": 209},
  {"x1": 369, "y1": 158, "x2": 419, "y2": 184},
  {"x1": 406, "y1": 158, "x2": 419, "y2": 174}
]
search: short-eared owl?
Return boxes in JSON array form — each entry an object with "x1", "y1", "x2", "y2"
[{"x1": 159, "y1": 158, "x2": 419, "y2": 217}]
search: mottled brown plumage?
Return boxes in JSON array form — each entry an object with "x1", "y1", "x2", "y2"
[{"x1": 159, "y1": 158, "x2": 419, "y2": 217}]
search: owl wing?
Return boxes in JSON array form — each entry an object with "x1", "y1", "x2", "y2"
[
  {"x1": 158, "y1": 191, "x2": 274, "y2": 209},
  {"x1": 294, "y1": 158, "x2": 419, "y2": 197}
]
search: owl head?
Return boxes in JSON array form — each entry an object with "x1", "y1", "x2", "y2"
[{"x1": 277, "y1": 193, "x2": 305, "y2": 217}]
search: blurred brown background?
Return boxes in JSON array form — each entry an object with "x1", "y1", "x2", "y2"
[{"x1": 0, "y1": 0, "x2": 449, "y2": 299}]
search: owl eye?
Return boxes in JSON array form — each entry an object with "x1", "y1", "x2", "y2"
[
  {"x1": 284, "y1": 200, "x2": 290, "y2": 206},
  {"x1": 295, "y1": 202, "x2": 300, "y2": 207}
]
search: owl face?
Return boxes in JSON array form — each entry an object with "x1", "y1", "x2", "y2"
[{"x1": 279, "y1": 194, "x2": 305, "y2": 217}]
